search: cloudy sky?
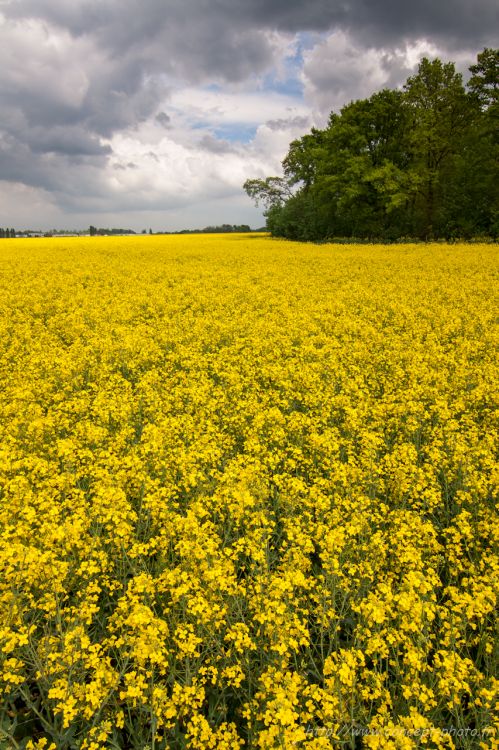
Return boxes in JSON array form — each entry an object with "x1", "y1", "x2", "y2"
[{"x1": 0, "y1": 0, "x2": 497, "y2": 231}]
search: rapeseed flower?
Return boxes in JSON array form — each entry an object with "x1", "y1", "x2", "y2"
[{"x1": 0, "y1": 235, "x2": 496, "y2": 748}]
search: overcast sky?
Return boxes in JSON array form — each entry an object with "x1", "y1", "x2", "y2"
[{"x1": 0, "y1": 0, "x2": 497, "y2": 231}]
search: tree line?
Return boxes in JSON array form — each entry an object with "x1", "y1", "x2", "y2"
[
  {"x1": 0, "y1": 229, "x2": 16, "y2": 238},
  {"x1": 244, "y1": 48, "x2": 498, "y2": 241},
  {"x1": 172, "y1": 224, "x2": 253, "y2": 234},
  {"x1": 89, "y1": 226, "x2": 136, "y2": 236}
]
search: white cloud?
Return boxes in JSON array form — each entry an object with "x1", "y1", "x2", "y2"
[
  {"x1": 302, "y1": 32, "x2": 481, "y2": 120},
  {"x1": 167, "y1": 85, "x2": 308, "y2": 131},
  {"x1": 104, "y1": 106, "x2": 309, "y2": 209},
  {"x1": 301, "y1": 30, "x2": 393, "y2": 117},
  {"x1": 0, "y1": 180, "x2": 62, "y2": 228},
  {"x1": 0, "y1": 13, "x2": 93, "y2": 109},
  {"x1": 86, "y1": 83, "x2": 313, "y2": 220}
]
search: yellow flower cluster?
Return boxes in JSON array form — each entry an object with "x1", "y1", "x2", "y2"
[{"x1": 0, "y1": 235, "x2": 497, "y2": 749}]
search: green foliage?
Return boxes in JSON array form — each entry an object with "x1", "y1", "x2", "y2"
[
  {"x1": 244, "y1": 49, "x2": 499, "y2": 241},
  {"x1": 242, "y1": 177, "x2": 294, "y2": 210},
  {"x1": 468, "y1": 48, "x2": 499, "y2": 111}
]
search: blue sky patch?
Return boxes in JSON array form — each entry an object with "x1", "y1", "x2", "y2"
[{"x1": 212, "y1": 124, "x2": 258, "y2": 143}]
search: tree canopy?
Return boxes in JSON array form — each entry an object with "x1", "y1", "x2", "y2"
[{"x1": 244, "y1": 49, "x2": 499, "y2": 241}]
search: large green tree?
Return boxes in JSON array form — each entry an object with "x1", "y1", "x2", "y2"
[
  {"x1": 402, "y1": 58, "x2": 471, "y2": 238},
  {"x1": 465, "y1": 48, "x2": 499, "y2": 235},
  {"x1": 244, "y1": 48, "x2": 498, "y2": 241},
  {"x1": 468, "y1": 48, "x2": 499, "y2": 112}
]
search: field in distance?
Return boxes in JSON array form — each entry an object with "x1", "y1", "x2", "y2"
[{"x1": 0, "y1": 234, "x2": 497, "y2": 749}]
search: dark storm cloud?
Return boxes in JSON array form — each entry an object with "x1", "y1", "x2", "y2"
[
  {"x1": 0, "y1": 129, "x2": 108, "y2": 199},
  {"x1": 6, "y1": 0, "x2": 498, "y2": 53},
  {"x1": 3, "y1": 1, "x2": 279, "y2": 83},
  {"x1": 3, "y1": 1, "x2": 497, "y2": 127},
  {"x1": 237, "y1": 0, "x2": 498, "y2": 49},
  {"x1": 2, "y1": 1, "x2": 495, "y2": 155},
  {"x1": 29, "y1": 128, "x2": 112, "y2": 157}
]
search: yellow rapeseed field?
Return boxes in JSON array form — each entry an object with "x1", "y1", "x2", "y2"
[{"x1": 0, "y1": 235, "x2": 497, "y2": 749}]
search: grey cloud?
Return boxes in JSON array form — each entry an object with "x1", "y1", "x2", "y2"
[
  {"x1": 83, "y1": 77, "x2": 164, "y2": 138},
  {"x1": 3, "y1": 1, "x2": 279, "y2": 83},
  {"x1": 29, "y1": 127, "x2": 112, "y2": 157},
  {"x1": 3, "y1": 2, "x2": 496, "y2": 127},
  {"x1": 6, "y1": 0, "x2": 497, "y2": 52},
  {"x1": 0, "y1": 131, "x2": 108, "y2": 199},
  {"x1": 199, "y1": 135, "x2": 237, "y2": 154},
  {"x1": 111, "y1": 161, "x2": 140, "y2": 170},
  {"x1": 346, "y1": 0, "x2": 498, "y2": 50},
  {"x1": 218, "y1": 0, "x2": 499, "y2": 50},
  {"x1": 3, "y1": 1, "x2": 115, "y2": 37},
  {"x1": 266, "y1": 115, "x2": 311, "y2": 131},
  {"x1": 156, "y1": 111, "x2": 171, "y2": 128}
]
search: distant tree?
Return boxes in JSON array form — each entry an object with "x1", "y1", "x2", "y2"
[
  {"x1": 89, "y1": 226, "x2": 97, "y2": 236},
  {"x1": 0, "y1": 228, "x2": 4, "y2": 238}
]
